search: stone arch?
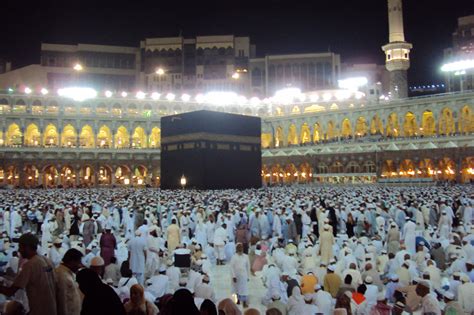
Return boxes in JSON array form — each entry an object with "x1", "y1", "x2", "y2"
[
  {"x1": 345, "y1": 161, "x2": 361, "y2": 173},
  {"x1": 316, "y1": 162, "x2": 329, "y2": 174},
  {"x1": 98, "y1": 165, "x2": 113, "y2": 185},
  {"x1": 25, "y1": 123, "x2": 41, "y2": 146},
  {"x1": 270, "y1": 164, "x2": 284, "y2": 183},
  {"x1": 313, "y1": 123, "x2": 323, "y2": 142},
  {"x1": 79, "y1": 103, "x2": 92, "y2": 115},
  {"x1": 284, "y1": 163, "x2": 298, "y2": 183},
  {"x1": 438, "y1": 157, "x2": 456, "y2": 181},
  {"x1": 460, "y1": 157, "x2": 474, "y2": 183},
  {"x1": 261, "y1": 133, "x2": 273, "y2": 149},
  {"x1": 13, "y1": 99, "x2": 27, "y2": 113},
  {"x1": 61, "y1": 124, "x2": 77, "y2": 147},
  {"x1": 23, "y1": 164, "x2": 39, "y2": 187},
  {"x1": 403, "y1": 112, "x2": 418, "y2": 137},
  {"x1": 459, "y1": 105, "x2": 473, "y2": 134},
  {"x1": 5, "y1": 165, "x2": 19, "y2": 186},
  {"x1": 421, "y1": 110, "x2": 436, "y2": 136},
  {"x1": 418, "y1": 158, "x2": 436, "y2": 178},
  {"x1": 439, "y1": 107, "x2": 455, "y2": 135},
  {"x1": 381, "y1": 160, "x2": 397, "y2": 177},
  {"x1": 43, "y1": 123, "x2": 59, "y2": 146},
  {"x1": 0, "y1": 98, "x2": 10, "y2": 113},
  {"x1": 6, "y1": 123, "x2": 22, "y2": 146},
  {"x1": 362, "y1": 161, "x2": 376, "y2": 173},
  {"x1": 127, "y1": 104, "x2": 138, "y2": 116},
  {"x1": 275, "y1": 126, "x2": 284, "y2": 147},
  {"x1": 80, "y1": 125, "x2": 95, "y2": 148},
  {"x1": 79, "y1": 165, "x2": 94, "y2": 186},
  {"x1": 300, "y1": 123, "x2": 311, "y2": 144},
  {"x1": 326, "y1": 120, "x2": 337, "y2": 140},
  {"x1": 60, "y1": 165, "x2": 76, "y2": 187},
  {"x1": 355, "y1": 116, "x2": 368, "y2": 137},
  {"x1": 287, "y1": 124, "x2": 299, "y2": 145},
  {"x1": 43, "y1": 165, "x2": 59, "y2": 187},
  {"x1": 274, "y1": 106, "x2": 284, "y2": 116},
  {"x1": 158, "y1": 104, "x2": 168, "y2": 115},
  {"x1": 299, "y1": 162, "x2": 313, "y2": 183},
  {"x1": 133, "y1": 165, "x2": 148, "y2": 186},
  {"x1": 291, "y1": 106, "x2": 301, "y2": 115},
  {"x1": 96, "y1": 103, "x2": 108, "y2": 115},
  {"x1": 370, "y1": 114, "x2": 384, "y2": 135},
  {"x1": 399, "y1": 159, "x2": 416, "y2": 177},
  {"x1": 386, "y1": 112, "x2": 400, "y2": 137},
  {"x1": 149, "y1": 127, "x2": 161, "y2": 148},
  {"x1": 32, "y1": 100, "x2": 43, "y2": 114},
  {"x1": 341, "y1": 118, "x2": 353, "y2": 139},
  {"x1": 132, "y1": 126, "x2": 147, "y2": 148},
  {"x1": 112, "y1": 103, "x2": 123, "y2": 117},
  {"x1": 98, "y1": 125, "x2": 112, "y2": 148},
  {"x1": 115, "y1": 126, "x2": 130, "y2": 148},
  {"x1": 115, "y1": 165, "x2": 132, "y2": 185},
  {"x1": 330, "y1": 161, "x2": 344, "y2": 173}
]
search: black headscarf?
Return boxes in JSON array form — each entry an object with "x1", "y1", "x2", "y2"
[
  {"x1": 170, "y1": 289, "x2": 200, "y2": 315},
  {"x1": 200, "y1": 299, "x2": 217, "y2": 315},
  {"x1": 76, "y1": 268, "x2": 126, "y2": 315}
]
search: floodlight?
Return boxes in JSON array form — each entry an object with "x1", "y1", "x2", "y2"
[{"x1": 57, "y1": 87, "x2": 97, "y2": 102}]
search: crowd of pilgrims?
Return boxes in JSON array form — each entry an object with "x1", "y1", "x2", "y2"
[{"x1": 0, "y1": 185, "x2": 472, "y2": 315}]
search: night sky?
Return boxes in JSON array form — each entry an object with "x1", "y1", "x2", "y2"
[{"x1": 1, "y1": 0, "x2": 473, "y2": 85}]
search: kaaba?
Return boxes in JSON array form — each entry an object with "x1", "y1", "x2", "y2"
[{"x1": 160, "y1": 110, "x2": 261, "y2": 190}]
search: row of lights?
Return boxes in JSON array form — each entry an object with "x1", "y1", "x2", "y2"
[
  {"x1": 13, "y1": 85, "x2": 365, "y2": 106},
  {"x1": 262, "y1": 171, "x2": 314, "y2": 178}
]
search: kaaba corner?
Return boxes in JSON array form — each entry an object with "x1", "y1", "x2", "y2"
[{"x1": 160, "y1": 110, "x2": 262, "y2": 190}]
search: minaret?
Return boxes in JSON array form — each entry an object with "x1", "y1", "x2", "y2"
[{"x1": 382, "y1": 0, "x2": 412, "y2": 99}]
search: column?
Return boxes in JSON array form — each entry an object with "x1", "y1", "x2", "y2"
[{"x1": 57, "y1": 128, "x2": 62, "y2": 147}]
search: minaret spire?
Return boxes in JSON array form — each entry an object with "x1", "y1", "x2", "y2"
[{"x1": 382, "y1": 0, "x2": 413, "y2": 99}]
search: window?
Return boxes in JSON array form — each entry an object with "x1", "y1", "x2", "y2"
[
  {"x1": 387, "y1": 54, "x2": 391, "y2": 60},
  {"x1": 404, "y1": 53, "x2": 408, "y2": 58},
  {"x1": 370, "y1": 89, "x2": 375, "y2": 95}
]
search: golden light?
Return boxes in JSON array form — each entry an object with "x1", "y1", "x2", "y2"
[
  {"x1": 156, "y1": 68, "x2": 165, "y2": 75},
  {"x1": 137, "y1": 179, "x2": 143, "y2": 185},
  {"x1": 73, "y1": 63, "x2": 83, "y2": 71},
  {"x1": 124, "y1": 178, "x2": 130, "y2": 185},
  {"x1": 231, "y1": 72, "x2": 240, "y2": 79},
  {"x1": 180, "y1": 175, "x2": 187, "y2": 188}
]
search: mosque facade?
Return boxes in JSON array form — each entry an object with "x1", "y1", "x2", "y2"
[
  {"x1": 0, "y1": 0, "x2": 473, "y2": 188},
  {"x1": 0, "y1": 88, "x2": 472, "y2": 188}
]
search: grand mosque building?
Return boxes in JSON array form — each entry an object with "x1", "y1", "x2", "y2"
[{"x1": 0, "y1": 0, "x2": 472, "y2": 188}]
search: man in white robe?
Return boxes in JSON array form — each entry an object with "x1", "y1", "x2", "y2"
[
  {"x1": 402, "y1": 218, "x2": 417, "y2": 256},
  {"x1": 213, "y1": 223, "x2": 227, "y2": 265},
  {"x1": 230, "y1": 243, "x2": 250, "y2": 308},
  {"x1": 128, "y1": 231, "x2": 147, "y2": 285}
]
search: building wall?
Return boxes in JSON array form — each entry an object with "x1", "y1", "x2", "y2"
[
  {"x1": 444, "y1": 15, "x2": 474, "y2": 92},
  {"x1": 0, "y1": 90, "x2": 472, "y2": 187},
  {"x1": 250, "y1": 53, "x2": 341, "y2": 97}
]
